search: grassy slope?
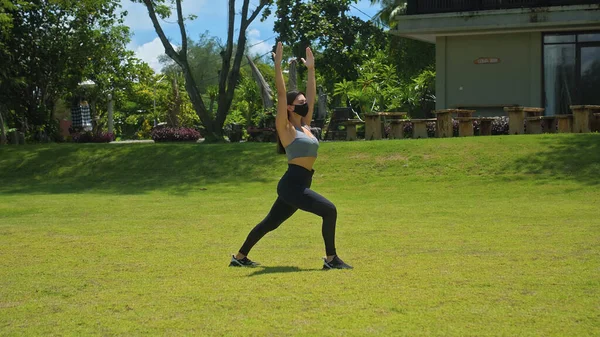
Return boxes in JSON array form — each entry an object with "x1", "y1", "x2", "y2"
[{"x1": 0, "y1": 134, "x2": 599, "y2": 336}]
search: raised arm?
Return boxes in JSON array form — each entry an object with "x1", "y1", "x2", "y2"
[
  {"x1": 301, "y1": 47, "x2": 316, "y2": 126},
  {"x1": 273, "y1": 42, "x2": 290, "y2": 136}
]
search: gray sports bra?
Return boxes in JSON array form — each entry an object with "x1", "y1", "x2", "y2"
[{"x1": 285, "y1": 125, "x2": 319, "y2": 161}]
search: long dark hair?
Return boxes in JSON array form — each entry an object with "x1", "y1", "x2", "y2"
[
  {"x1": 276, "y1": 91, "x2": 306, "y2": 154},
  {"x1": 286, "y1": 91, "x2": 304, "y2": 105}
]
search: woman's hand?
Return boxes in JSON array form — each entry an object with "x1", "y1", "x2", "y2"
[
  {"x1": 272, "y1": 42, "x2": 283, "y2": 67},
  {"x1": 301, "y1": 47, "x2": 315, "y2": 70}
]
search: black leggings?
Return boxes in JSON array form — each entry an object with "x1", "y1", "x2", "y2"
[{"x1": 239, "y1": 164, "x2": 337, "y2": 256}]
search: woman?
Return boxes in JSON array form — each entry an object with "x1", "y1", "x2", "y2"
[{"x1": 230, "y1": 42, "x2": 352, "y2": 270}]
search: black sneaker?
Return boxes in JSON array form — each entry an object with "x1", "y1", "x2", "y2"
[
  {"x1": 229, "y1": 255, "x2": 260, "y2": 267},
  {"x1": 323, "y1": 255, "x2": 353, "y2": 270}
]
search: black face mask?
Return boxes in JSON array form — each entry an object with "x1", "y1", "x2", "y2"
[{"x1": 293, "y1": 103, "x2": 309, "y2": 117}]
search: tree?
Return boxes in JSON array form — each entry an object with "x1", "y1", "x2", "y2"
[
  {"x1": 159, "y1": 32, "x2": 224, "y2": 95},
  {"x1": 0, "y1": 0, "x2": 15, "y2": 144},
  {"x1": 266, "y1": 0, "x2": 387, "y2": 98},
  {"x1": 137, "y1": 0, "x2": 270, "y2": 142},
  {"x1": 0, "y1": 0, "x2": 133, "y2": 141}
]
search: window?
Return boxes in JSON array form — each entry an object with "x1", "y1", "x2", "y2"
[{"x1": 543, "y1": 32, "x2": 600, "y2": 115}]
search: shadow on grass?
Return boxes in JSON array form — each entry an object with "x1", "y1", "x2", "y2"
[
  {"x1": 506, "y1": 134, "x2": 600, "y2": 186},
  {"x1": 0, "y1": 142, "x2": 284, "y2": 195},
  {"x1": 247, "y1": 266, "x2": 323, "y2": 277}
]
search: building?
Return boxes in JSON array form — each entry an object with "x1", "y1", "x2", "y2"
[{"x1": 392, "y1": 0, "x2": 600, "y2": 116}]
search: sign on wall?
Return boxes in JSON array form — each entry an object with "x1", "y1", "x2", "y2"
[{"x1": 474, "y1": 57, "x2": 501, "y2": 65}]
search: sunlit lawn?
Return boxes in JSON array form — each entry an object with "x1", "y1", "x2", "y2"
[{"x1": 1, "y1": 134, "x2": 599, "y2": 336}]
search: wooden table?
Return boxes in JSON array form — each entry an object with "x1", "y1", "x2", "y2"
[
  {"x1": 342, "y1": 119, "x2": 365, "y2": 141},
  {"x1": 410, "y1": 118, "x2": 436, "y2": 139},
  {"x1": 570, "y1": 105, "x2": 600, "y2": 133},
  {"x1": 364, "y1": 112, "x2": 407, "y2": 140}
]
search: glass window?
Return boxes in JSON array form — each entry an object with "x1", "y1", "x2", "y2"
[
  {"x1": 578, "y1": 33, "x2": 600, "y2": 43},
  {"x1": 544, "y1": 44, "x2": 577, "y2": 115},
  {"x1": 580, "y1": 46, "x2": 600, "y2": 105},
  {"x1": 544, "y1": 34, "x2": 576, "y2": 44}
]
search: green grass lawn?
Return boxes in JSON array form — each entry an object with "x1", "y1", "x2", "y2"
[{"x1": 1, "y1": 134, "x2": 599, "y2": 336}]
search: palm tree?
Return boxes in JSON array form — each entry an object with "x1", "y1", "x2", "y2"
[{"x1": 369, "y1": 0, "x2": 407, "y2": 28}]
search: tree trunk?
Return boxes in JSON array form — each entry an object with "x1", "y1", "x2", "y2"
[
  {"x1": 214, "y1": 0, "x2": 268, "y2": 136},
  {"x1": 142, "y1": 0, "x2": 267, "y2": 142},
  {"x1": 288, "y1": 59, "x2": 298, "y2": 91},
  {"x1": 107, "y1": 94, "x2": 114, "y2": 134},
  {"x1": 246, "y1": 55, "x2": 273, "y2": 110},
  {"x1": 168, "y1": 77, "x2": 181, "y2": 127},
  {"x1": 0, "y1": 105, "x2": 7, "y2": 145},
  {"x1": 142, "y1": 0, "x2": 217, "y2": 140},
  {"x1": 317, "y1": 86, "x2": 327, "y2": 121}
]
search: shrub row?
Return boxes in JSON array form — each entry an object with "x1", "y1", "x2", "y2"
[
  {"x1": 72, "y1": 132, "x2": 115, "y2": 143},
  {"x1": 150, "y1": 127, "x2": 201, "y2": 142}
]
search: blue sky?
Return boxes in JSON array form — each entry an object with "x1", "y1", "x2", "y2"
[{"x1": 121, "y1": 0, "x2": 382, "y2": 72}]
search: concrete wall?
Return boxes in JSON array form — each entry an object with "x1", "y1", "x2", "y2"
[{"x1": 436, "y1": 32, "x2": 542, "y2": 116}]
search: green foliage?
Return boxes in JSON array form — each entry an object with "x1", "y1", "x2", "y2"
[
  {"x1": 268, "y1": 0, "x2": 387, "y2": 94},
  {"x1": 0, "y1": 0, "x2": 134, "y2": 140},
  {"x1": 387, "y1": 35, "x2": 436, "y2": 83},
  {"x1": 333, "y1": 51, "x2": 404, "y2": 114},
  {"x1": 135, "y1": 0, "x2": 272, "y2": 142},
  {"x1": 160, "y1": 32, "x2": 223, "y2": 94},
  {"x1": 405, "y1": 67, "x2": 436, "y2": 117}
]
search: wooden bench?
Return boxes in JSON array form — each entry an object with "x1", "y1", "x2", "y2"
[
  {"x1": 525, "y1": 116, "x2": 544, "y2": 134},
  {"x1": 524, "y1": 108, "x2": 545, "y2": 117},
  {"x1": 593, "y1": 113, "x2": 600, "y2": 132},
  {"x1": 503, "y1": 106, "x2": 545, "y2": 135},
  {"x1": 364, "y1": 112, "x2": 407, "y2": 140},
  {"x1": 389, "y1": 120, "x2": 409, "y2": 139},
  {"x1": 324, "y1": 107, "x2": 352, "y2": 140},
  {"x1": 475, "y1": 117, "x2": 497, "y2": 136},
  {"x1": 570, "y1": 105, "x2": 600, "y2": 133},
  {"x1": 455, "y1": 117, "x2": 479, "y2": 137},
  {"x1": 538, "y1": 116, "x2": 556, "y2": 133},
  {"x1": 433, "y1": 109, "x2": 475, "y2": 137},
  {"x1": 410, "y1": 118, "x2": 436, "y2": 139},
  {"x1": 554, "y1": 114, "x2": 573, "y2": 133},
  {"x1": 342, "y1": 119, "x2": 365, "y2": 141}
]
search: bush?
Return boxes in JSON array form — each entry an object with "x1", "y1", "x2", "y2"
[
  {"x1": 403, "y1": 122, "x2": 413, "y2": 138},
  {"x1": 492, "y1": 117, "x2": 509, "y2": 135},
  {"x1": 72, "y1": 131, "x2": 115, "y2": 143},
  {"x1": 150, "y1": 127, "x2": 201, "y2": 142},
  {"x1": 427, "y1": 121, "x2": 436, "y2": 138}
]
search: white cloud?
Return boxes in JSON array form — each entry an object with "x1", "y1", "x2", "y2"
[
  {"x1": 120, "y1": 1, "x2": 154, "y2": 31},
  {"x1": 246, "y1": 28, "x2": 273, "y2": 58},
  {"x1": 130, "y1": 37, "x2": 177, "y2": 73}
]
